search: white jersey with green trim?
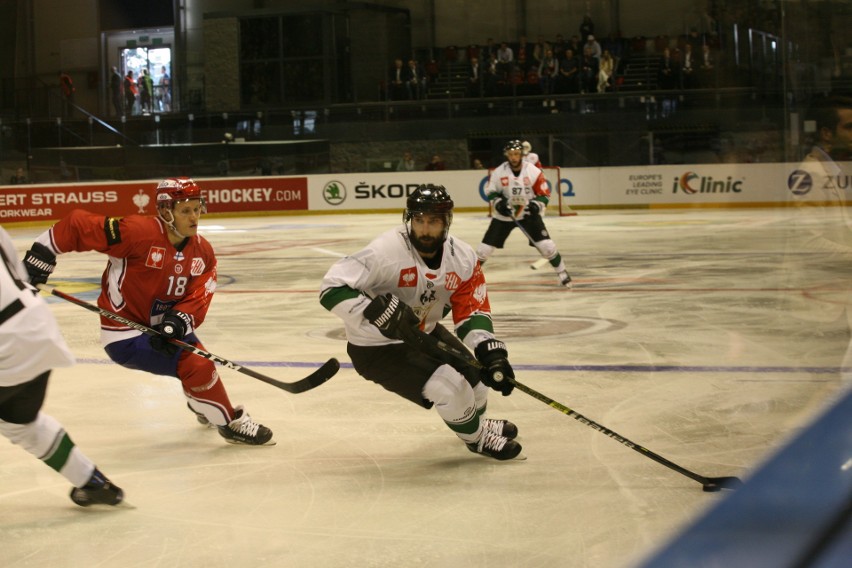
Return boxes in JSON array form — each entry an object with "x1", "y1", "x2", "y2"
[
  {"x1": 320, "y1": 225, "x2": 495, "y2": 349},
  {"x1": 0, "y1": 227, "x2": 75, "y2": 386}
]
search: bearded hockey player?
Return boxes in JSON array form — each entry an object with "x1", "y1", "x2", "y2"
[{"x1": 320, "y1": 184, "x2": 523, "y2": 460}]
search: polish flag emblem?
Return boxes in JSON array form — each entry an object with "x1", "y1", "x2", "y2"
[
  {"x1": 146, "y1": 246, "x2": 166, "y2": 269},
  {"x1": 398, "y1": 267, "x2": 418, "y2": 287}
]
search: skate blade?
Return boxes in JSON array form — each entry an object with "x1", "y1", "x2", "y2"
[{"x1": 222, "y1": 438, "x2": 277, "y2": 447}]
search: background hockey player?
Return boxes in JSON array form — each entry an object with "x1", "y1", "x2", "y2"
[
  {"x1": 477, "y1": 139, "x2": 572, "y2": 287},
  {"x1": 320, "y1": 184, "x2": 523, "y2": 461},
  {"x1": 1, "y1": 226, "x2": 123, "y2": 506},
  {"x1": 22, "y1": 177, "x2": 273, "y2": 446},
  {"x1": 521, "y1": 140, "x2": 542, "y2": 167}
]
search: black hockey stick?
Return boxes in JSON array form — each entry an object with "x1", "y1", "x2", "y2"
[
  {"x1": 409, "y1": 328, "x2": 743, "y2": 492},
  {"x1": 39, "y1": 284, "x2": 339, "y2": 394}
]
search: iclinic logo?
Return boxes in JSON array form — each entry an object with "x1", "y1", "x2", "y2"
[{"x1": 323, "y1": 181, "x2": 346, "y2": 205}]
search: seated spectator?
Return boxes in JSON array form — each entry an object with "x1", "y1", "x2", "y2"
[
  {"x1": 388, "y1": 58, "x2": 407, "y2": 100},
  {"x1": 496, "y1": 42, "x2": 514, "y2": 80},
  {"x1": 580, "y1": 47, "x2": 599, "y2": 94},
  {"x1": 557, "y1": 49, "x2": 579, "y2": 94},
  {"x1": 397, "y1": 151, "x2": 416, "y2": 171},
  {"x1": 584, "y1": 34, "x2": 602, "y2": 60},
  {"x1": 681, "y1": 44, "x2": 697, "y2": 89},
  {"x1": 598, "y1": 50, "x2": 615, "y2": 93},
  {"x1": 405, "y1": 58, "x2": 426, "y2": 100},
  {"x1": 538, "y1": 48, "x2": 559, "y2": 95},
  {"x1": 515, "y1": 35, "x2": 531, "y2": 72},
  {"x1": 467, "y1": 55, "x2": 483, "y2": 97},
  {"x1": 425, "y1": 154, "x2": 446, "y2": 171},
  {"x1": 9, "y1": 167, "x2": 27, "y2": 184}
]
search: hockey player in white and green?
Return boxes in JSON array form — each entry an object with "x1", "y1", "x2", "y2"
[{"x1": 319, "y1": 184, "x2": 523, "y2": 460}]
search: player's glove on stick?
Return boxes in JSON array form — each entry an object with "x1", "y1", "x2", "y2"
[
  {"x1": 493, "y1": 196, "x2": 512, "y2": 217},
  {"x1": 475, "y1": 339, "x2": 515, "y2": 396},
  {"x1": 23, "y1": 243, "x2": 57, "y2": 286},
  {"x1": 363, "y1": 293, "x2": 420, "y2": 343},
  {"x1": 527, "y1": 199, "x2": 545, "y2": 217},
  {"x1": 149, "y1": 310, "x2": 192, "y2": 356}
]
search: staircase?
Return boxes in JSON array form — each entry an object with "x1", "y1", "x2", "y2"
[
  {"x1": 620, "y1": 55, "x2": 660, "y2": 91},
  {"x1": 425, "y1": 61, "x2": 470, "y2": 99}
]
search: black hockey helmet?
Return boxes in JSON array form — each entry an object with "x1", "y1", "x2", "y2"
[
  {"x1": 504, "y1": 139, "x2": 524, "y2": 154},
  {"x1": 404, "y1": 184, "x2": 454, "y2": 223},
  {"x1": 403, "y1": 184, "x2": 454, "y2": 252}
]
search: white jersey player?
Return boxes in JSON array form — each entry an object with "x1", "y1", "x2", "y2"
[
  {"x1": 522, "y1": 140, "x2": 542, "y2": 168},
  {"x1": 477, "y1": 139, "x2": 572, "y2": 287},
  {"x1": 320, "y1": 184, "x2": 524, "y2": 460},
  {"x1": 0, "y1": 226, "x2": 123, "y2": 506}
]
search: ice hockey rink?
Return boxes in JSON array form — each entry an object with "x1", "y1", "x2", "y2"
[{"x1": 1, "y1": 206, "x2": 850, "y2": 568}]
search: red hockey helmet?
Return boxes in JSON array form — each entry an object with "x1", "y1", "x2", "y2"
[{"x1": 156, "y1": 177, "x2": 206, "y2": 224}]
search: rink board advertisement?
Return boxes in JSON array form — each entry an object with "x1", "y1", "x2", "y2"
[
  {"x1": 1, "y1": 163, "x2": 834, "y2": 224},
  {"x1": 0, "y1": 177, "x2": 309, "y2": 223},
  {"x1": 596, "y1": 164, "x2": 789, "y2": 206}
]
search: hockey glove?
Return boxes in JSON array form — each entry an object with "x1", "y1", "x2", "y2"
[
  {"x1": 149, "y1": 310, "x2": 192, "y2": 356},
  {"x1": 23, "y1": 243, "x2": 57, "y2": 286},
  {"x1": 475, "y1": 339, "x2": 515, "y2": 396},
  {"x1": 493, "y1": 196, "x2": 512, "y2": 217},
  {"x1": 527, "y1": 199, "x2": 545, "y2": 217},
  {"x1": 363, "y1": 293, "x2": 420, "y2": 343}
]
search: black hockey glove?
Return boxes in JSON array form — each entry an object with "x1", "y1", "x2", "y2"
[
  {"x1": 23, "y1": 243, "x2": 57, "y2": 286},
  {"x1": 527, "y1": 199, "x2": 545, "y2": 217},
  {"x1": 492, "y1": 196, "x2": 512, "y2": 217},
  {"x1": 363, "y1": 293, "x2": 420, "y2": 343},
  {"x1": 475, "y1": 339, "x2": 515, "y2": 396},
  {"x1": 149, "y1": 310, "x2": 192, "y2": 356}
]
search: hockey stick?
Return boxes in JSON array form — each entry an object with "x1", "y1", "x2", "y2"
[
  {"x1": 508, "y1": 213, "x2": 562, "y2": 274},
  {"x1": 408, "y1": 328, "x2": 743, "y2": 492},
  {"x1": 39, "y1": 284, "x2": 339, "y2": 394}
]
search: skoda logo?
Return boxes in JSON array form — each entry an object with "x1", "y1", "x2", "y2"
[
  {"x1": 323, "y1": 181, "x2": 346, "y2": 205},
  {"x1": 787, "y1": 170, "x2": 813, "y2": 195}
]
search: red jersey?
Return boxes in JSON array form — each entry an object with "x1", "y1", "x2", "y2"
[{"x1": 44, "y1": 210, "x2": 217, "y2": 343}]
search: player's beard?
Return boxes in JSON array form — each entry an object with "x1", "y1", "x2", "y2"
[{"x1": 409, "y1": 231, "x2": 443, "y2": 255}]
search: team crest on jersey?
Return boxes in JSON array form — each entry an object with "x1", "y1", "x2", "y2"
[
  {"x1": 146, "y1": 246, "x2": 166, "y2": 269},
  {"x1": 398, "y1": 267, "x2": 418, "y2": 287},
  {"x1": 473, "y1": 283, "x2": 487, "y2": 303},
  {"x1": 445, "y1": 272, "x2": 461, "y2": 290},
  {"x1": 190, "y1": 258, "x2": 205, "y2": 276},
  {"x1": 500, "y1": 176, "x2": 509, "y2": 187}
]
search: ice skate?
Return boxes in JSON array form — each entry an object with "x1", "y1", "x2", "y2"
[
  {"x1": 466, "y1": 430, "x2": 525, "y2": 461},
  {"x1": 217, "y1": 405, "x2": 275, "y2": 446},
  {"x1": 481, "y1": 418, "x2": 518, "y2": 440},
  {"x1": 558, "y1": 270, "x2": 572, "y2": 288},
  {"x1": 187, "y1": 402, "x2": 213, "y2": 428},
  {"x1": 70, "y1": 468, "x2": 124, "y2": 507}
]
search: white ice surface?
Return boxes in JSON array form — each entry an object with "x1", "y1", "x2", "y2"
[{"x1": 1, "y1": 208, "x2": 848, "y2": 568}]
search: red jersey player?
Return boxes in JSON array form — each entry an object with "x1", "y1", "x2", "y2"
[{"x1": 23, "y1": 177, "x2": 273, "y2": 445}]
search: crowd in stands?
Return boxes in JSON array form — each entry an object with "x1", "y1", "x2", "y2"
[{"x1": 384, "y1": 16, "x2": 724, "y2": 103}]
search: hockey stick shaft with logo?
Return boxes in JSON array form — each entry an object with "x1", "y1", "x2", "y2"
[
  {"x1": 407, "y1": 328, "x2": 742, "y2": 492},
  {"x1": 39, "y1": 284, "x2": 339, "y2": 394}
]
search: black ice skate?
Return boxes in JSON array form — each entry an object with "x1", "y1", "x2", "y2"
[
  {"x1": 558, "y1": 270, "x2": 572, "y2": 288},
  {"x1": 70, "y1": 468, "x2": 124, "y2": 507},
  {"x1": 466, "y1": 430, "x2": 524, "y2": 461},
  {"x1": 481, "y1": 418, "x2": 518, "y2": 440},
  {"x1": 217, "y1": 405, "x2": 274, "y2": 446}
]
